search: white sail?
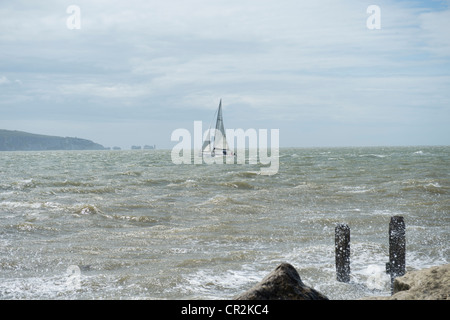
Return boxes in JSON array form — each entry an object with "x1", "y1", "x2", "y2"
[
  {"x1": 213, "y1": 99, "x2": 230, "y2": 153},
  {"x1": 202, "y1": 99, "x2": 234, "y2": 157},
  {"x1": 202, "y1": 128, "x2": 212, "y2": 152}
]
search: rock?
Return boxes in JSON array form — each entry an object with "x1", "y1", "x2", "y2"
[
  {"x1": 235, "y1": 263, "x2": 329, "y2": 300},
  {"x1": 365, "y1": 264, "x2": 449, "y2": 300}
]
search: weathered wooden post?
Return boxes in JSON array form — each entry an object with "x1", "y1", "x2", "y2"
[
  {"x1": 335, "y1": 223, "x2": 350, "y2": 283},
  {"x1": 386, "y1": 216, "x2": 405, "y2": 294}
]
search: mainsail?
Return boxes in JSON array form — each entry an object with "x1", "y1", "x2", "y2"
[
  {"x1": 212, "y1": 99, "x2": 230, "y2": 154},
  {"x1": 202, "y1": 99, "x2": 234, "y2": 157}
]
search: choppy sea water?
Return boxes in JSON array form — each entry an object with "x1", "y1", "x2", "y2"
[{"x1": 0, "y1": 146, "x2": 448, "y2": 300}]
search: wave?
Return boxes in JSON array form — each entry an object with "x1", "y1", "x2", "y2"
[
  {"x1": 144, "y1": 178, "x2": 187, "y2": 187},
  {"x1": 359, "y1": 154, "x2": 387, "y2": 159},
  {"x1": 232, "y1": 171, "x2": 261, "y2": 178},
  {"x1": 412, "y1": 150, "x2": 434, "y2": 156},
  {"x1": 49, "y1": 180, "x2": 95, "y2": 188},
  {"x1": 54, "y1": 186, "x2": 117, "y2": 194},
  {"x1": 72, "y1": 204, "x2": 164, "y2": 225},
  {"x1": 221, "y1": 181, "x2": 255, "y2": 190},
  {"x1": 339, "y1": 186, "x2": 373, "y2": 194},
  {"x1": 119, "y1": 171, "x2": 143, "y2": 177},
  {"x1": 1, "y1": 179, "x2": 109, "y2": 195},
  {"x1": 12, "y1": 222, "x2": 59, "y2": 233},
  {"x1": 2, "y1": 178, "x2": 37, "y2": 191},
  {"x1": 167, "y1": 179, "x2": 199, "y2": 188},
  {"x1": 108, "y1": 214, "x2": 159, "y2": 224},
  {"x1": 0, "y1": 200, "x2": 43, "y2": 210},
  {"x1": 180, "y1": 265, "x2": 266, "y2": 298},
  {"x1": 195, "y1": 195, "x2": 241, "y2": 207},
  {"x1": 423, "y1": 183, "x2": 447, "y2": 195},
  {"x1": 75, "y1": 204, "x2": 103, "y2": 215},
  {"x1": 401, "y1": 180, "x2": 447, "y2": 195}
]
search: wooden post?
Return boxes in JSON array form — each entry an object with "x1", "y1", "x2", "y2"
[
  {"x1": 386, "y1": 216, "x2": 405, "y2": 294},
  {"x1": 335, "y1": 223, "x2": 350, "y2": 283}
]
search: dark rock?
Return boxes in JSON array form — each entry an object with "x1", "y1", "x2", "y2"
[{"x1": 236, "y1": 263, "x2": 329, "y2": 300}]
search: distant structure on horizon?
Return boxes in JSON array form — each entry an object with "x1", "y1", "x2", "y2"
[{"x1": 131, "y1": 145, "x2": 156, "y2": 150}]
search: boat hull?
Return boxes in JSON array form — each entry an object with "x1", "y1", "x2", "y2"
[{"x1": 200, "y1": 152, "x2": 236, "y2": 158}]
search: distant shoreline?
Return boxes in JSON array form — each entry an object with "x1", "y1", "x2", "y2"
[{"x1": 0, "y1": 129, "x2": 105, "y2": 151}]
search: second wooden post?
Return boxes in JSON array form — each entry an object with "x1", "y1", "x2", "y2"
[
  {"x1": 335, "y1": 223, "x2": 351, "y2": 283},
  {"x1": 386, "y1": 216, "x2": 406, "y2": 294}
]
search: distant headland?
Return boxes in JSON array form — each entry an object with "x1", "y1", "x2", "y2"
[{"x1": 0, "y1": 129, "x2": 106, "y2": 151}]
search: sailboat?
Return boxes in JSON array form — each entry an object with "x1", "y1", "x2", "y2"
[{"x1": 201, "y1": 99, "x2": 235, "y2": 158}]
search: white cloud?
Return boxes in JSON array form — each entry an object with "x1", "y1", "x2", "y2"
[{"x1": 0, "y1": 76, "x2": 10, "y2": 85}]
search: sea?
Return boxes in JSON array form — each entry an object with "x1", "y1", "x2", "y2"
[{"x1": 0, "y1": 146, "x2": 448, "y2": 300}]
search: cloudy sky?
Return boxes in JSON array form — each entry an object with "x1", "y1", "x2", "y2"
[{"x1": 1, "y1": 0, "x2": 449, "y2": 149}]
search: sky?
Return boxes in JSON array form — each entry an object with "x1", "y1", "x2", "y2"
[{"x1": 1, "y1": 0, "x2": 449, "y2": 149}]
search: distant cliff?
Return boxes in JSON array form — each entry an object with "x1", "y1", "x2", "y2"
[{"x1": 0, "y1": 129, "x2": 106, "y2": 151}]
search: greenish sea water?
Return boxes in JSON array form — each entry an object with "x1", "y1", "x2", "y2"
[{"x1": 0, "y1": 146, "x2": 448, "y2": 299}]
